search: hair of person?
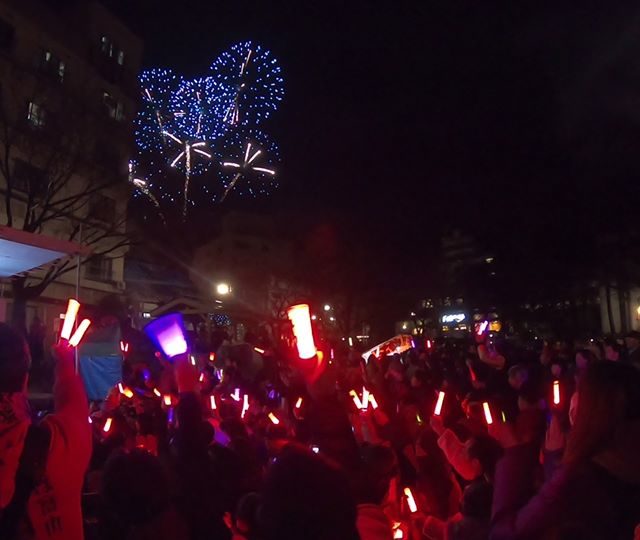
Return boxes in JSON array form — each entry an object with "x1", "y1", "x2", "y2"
[
  {"x1": 508, "y1": 364, "x2": 528, "y2": 380},
  {"x1": 101, "y1": 449, "x2": 171, "y2": 527},
  {"x1": 564, "y1": 362, "x2": 640, "y2": 467},
  {"x1": 467, "y1": 435, "x2": 503, "y2": 480},
  {"x1": 0, "y1": 322, "x2": 30, "y2": 393},
  {"x1": 356, "y1": 443, "x2": 397, "y2": 505},
  {"x1": 259, "y1": 445, "x2": 358, "y2": 540}
]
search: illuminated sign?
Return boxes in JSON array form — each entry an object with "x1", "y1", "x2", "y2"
[{"x1": 441, "y1": 313, "x2": 466, "y2": 324}]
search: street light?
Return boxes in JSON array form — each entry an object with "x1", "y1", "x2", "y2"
[
  {"x1": 323, "y1": 304, "x2": 331, "y2": 312},
  {"x1": 216, "y1": 283, "x2": 231, "y2": 296}
]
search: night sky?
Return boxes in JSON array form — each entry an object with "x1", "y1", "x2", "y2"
[{"x1": 106, "y1": 1, "x2": 640, "y2": 321}]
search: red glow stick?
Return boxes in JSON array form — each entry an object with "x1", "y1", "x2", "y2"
[
  {"x1": 483, "y1": 402, "x2": 493, "y2": 425},
  {"x1": 469, "y1": 364, "x2": 477, "y2": 382},
  {"x1": 199, "y1": 373, "x2": 205, "y2": 383},
  {"x1": 287, "y1": 304, "x2": 317, "y2": 359},
  {"x1": 69, "y1": 319, "x2": 91, "y2": 347},
  {"x1": 118, "y1": 383, "x2": 124, "y2": 394},
  {"x1": 477, "y1": 321, "x2": 489, "y2": 335},
  {"x1": 426, "y1": 339, "x2": 432, "y2": 350},
  {"x1": 120, "y1": 341, "x2": 129, "y2": 353},
  {"x1": 231, "y1": 388, "x2": 241, "y2": 402},
  {"x1": 362, "y1": 387, "x2": 370, "y2": 410},
  {"x1": 295, "y1": 397, "x2": 303, "y2": 409},
  {"x1": 153, "y1": 388, "x2": 161, "y2": 397},
  {"x1": 393, "y1": 527, "x2": 404, "y2": 539},
  {"x1": 209, "y1": 352, "x2": 215, "y2": 361},
  {"x1": 403, "y1": 487, "x2": 418, "y2": 513},
  {"x1": 553, "y1": 380, "x2": 560, "y2": 405},
  {"x1": 210, "y1": 395, "x2": 217, "y2": 410},
  {"x1": 103, "y1": 417, "x2": 112, "y2": 433},
  {"x1": 268, "y1": 412, "x2": 280, "y2": 425},
  {"x1": 60, "y1": 299, "x2": 80, "y2": 340},
  {"x1": 434, "y1": 391, "x2": 445, "y2": 416}
]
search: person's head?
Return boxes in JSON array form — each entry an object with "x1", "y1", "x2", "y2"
[
  {"x1": 463, "y1": 435, "x2": 503, "y2": 481},
  {"x1": 508, "y1": 364, "x2": 528, "y2": 390},
  {"x1": 564, "y1": 362, "x2": 640, "y2": 466},
  {"x1": 0, "y1": 323, "x2": 30, "y2": 393},
  {"x1": 259, "y1": 446, "x2": 358, "y2": 540},
  {"x1": 101, "y1": 449, "x2": 171, "y2": 529},
  {"x1": 460, "y1": 479, "x2": 493, "y2": 521},
  {"x1": 356, "y1": 444, "x2": 398, "y2": 505},
  {"x1": 575, "y1": 349, "x2": 597, "y2": 371},
  {"x1": 624, "y1": 331, "x2": 640, "y2": 352},
  {"x1": 410, "y1": 369, "x2": 429, "y2": 389},
  {"x1": 604, "y1": 339, "x2": 622, "y2": 362}
]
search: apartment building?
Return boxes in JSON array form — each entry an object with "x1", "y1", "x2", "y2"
[{"x1": 0, "y1": 0, "x2": 142, "y2": 332}]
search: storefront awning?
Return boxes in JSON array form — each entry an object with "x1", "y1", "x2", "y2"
[{"x1": 0, "y1": 225, "x2": 90, "y2": 278}]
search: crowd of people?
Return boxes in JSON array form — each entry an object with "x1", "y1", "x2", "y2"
[{"x1": 0, "y1": 320, "x2": 639, "y2": 540}]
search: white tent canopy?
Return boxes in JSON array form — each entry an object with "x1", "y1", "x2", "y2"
[{"x1": 0, "y1": 225, "x2": 90, "y2": 277}]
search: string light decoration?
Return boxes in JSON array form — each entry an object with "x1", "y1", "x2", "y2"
[
  {"x1": 219, "y1": 129, "x2": 280, "y2": 201},
  {"x1": 210, "y1": 41, "x2": 284, "y2": 126},
  {"x1": 132, "y1": 41, "x2": 284, "y2": 218}
]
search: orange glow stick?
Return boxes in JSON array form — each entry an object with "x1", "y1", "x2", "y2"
[
  {"x1": 163, "y1": 395, "x2": 172, "y2": 406},
  {"x1": 69, "y1": 319, "x2": 91, "y2": 347},
  {"x1": 369, "y1": 394, "x2": 379, "y2": 409},
  {"x1": 241, "y1": 394, "x2": 249, "y2": 418},
  {"x1": 122, "y1": 387, "x2": 134, "y2": 399},
  {"x1": 362, "y1": 387, "x2": 370, "y2": 410},
  {"x1": 210, "y1": 395, "x2": 217, "y2": 410},
  {"x1": 268, "y1": 412, "x2": 280, "y2": 425},
  {"x1": 254, "y1": 347, "x2": 265, "y2": 354},
  {"x1": 209, "y1": 352, "x2": 216, "y2": 361},
  {"x1": 153, "y1": 388, "x2": 161, "y2": 397},
  {"x1": 60, "y1": 299, "x2": 80, "y2": 340},
  {"x1": 403, "y1": 487, "x2": 418, "y2": 513},
  {"x1": 349, "y1": 390, "x2": 363, "y2": 409},
  {"x1": 434, "y1": 391, "x2": 445, "y2": 415},
  {"x1": 103, "y1": 417, "x2": 112, "y2": 433},
  {"x1": 553, "y1": 380, "x2": 560, "y2": 405},
  {"x1": 287, "y1": 304, "x2": 317, "y2": 359},
  {"x1": 295, "y1": 397, "x2": 303, "y2": 409},
  {"x1": 483, "y1": 402, "x2": 493, "y2": 425}
]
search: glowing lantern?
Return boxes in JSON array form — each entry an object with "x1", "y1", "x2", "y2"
[{"x1": 144, "y1": 313, "x2": 188, "y2": 358}]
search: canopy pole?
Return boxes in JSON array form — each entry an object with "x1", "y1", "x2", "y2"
[{"x1": 74, "y1": 223, "x2": 82, "y2": 374}]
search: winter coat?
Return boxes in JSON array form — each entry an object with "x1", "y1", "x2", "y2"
[
  {"x1": 0, "y1": 357, "x2": 91, "y2": 540},
  {"x1": 491, "y1": 424, "x2": 640, "y2": 540}
]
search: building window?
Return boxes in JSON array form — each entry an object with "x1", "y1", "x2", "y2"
[
  {"x1": 39, "y1": 50, "x2": 65, "y2": 83},
  {"x1": 26, "y1": 101, "x2": 46, "y2": 127},
  {"x1": 12, "y1": 159, "x2": 45, "y2": 195},
  {"x1": 0, "y1": 18, "x2": 14, "y2": 50},
  {"x1": 100, "y1": 35, "x2": 125, "y2": 66},
  {"x1": 85, "y1": 255, "x2": 113, "y2": 281},
  {"x1": 88, "y1": 193, "x2": 116, "y2": 223},
  {"x1": 102, "y1": 92, "x2": 124, "y2": 121}
]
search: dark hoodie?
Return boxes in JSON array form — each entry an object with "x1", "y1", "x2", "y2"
[{"x1": 490, "y1": 422, "x2": 640, "y2": 540}]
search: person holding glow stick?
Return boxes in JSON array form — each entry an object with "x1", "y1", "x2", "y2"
[
  {"x1": 491, "y1": 362, "x2": 640, "y2": 539},
  {"x1": 0, "y1": 323, "x2": 91, "y2": 540}
]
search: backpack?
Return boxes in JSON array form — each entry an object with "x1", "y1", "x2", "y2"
[{"x1": 0, "y1": 423, "x2": 51, "y2": 539}]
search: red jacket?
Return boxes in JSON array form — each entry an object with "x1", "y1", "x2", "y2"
[{"x1": 0, "y1": 356, "x2": 92, "y2": 540}]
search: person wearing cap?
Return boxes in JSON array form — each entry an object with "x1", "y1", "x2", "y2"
[{"x1": 624, "y1": 331, "x2": 640, "y2": 369}]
